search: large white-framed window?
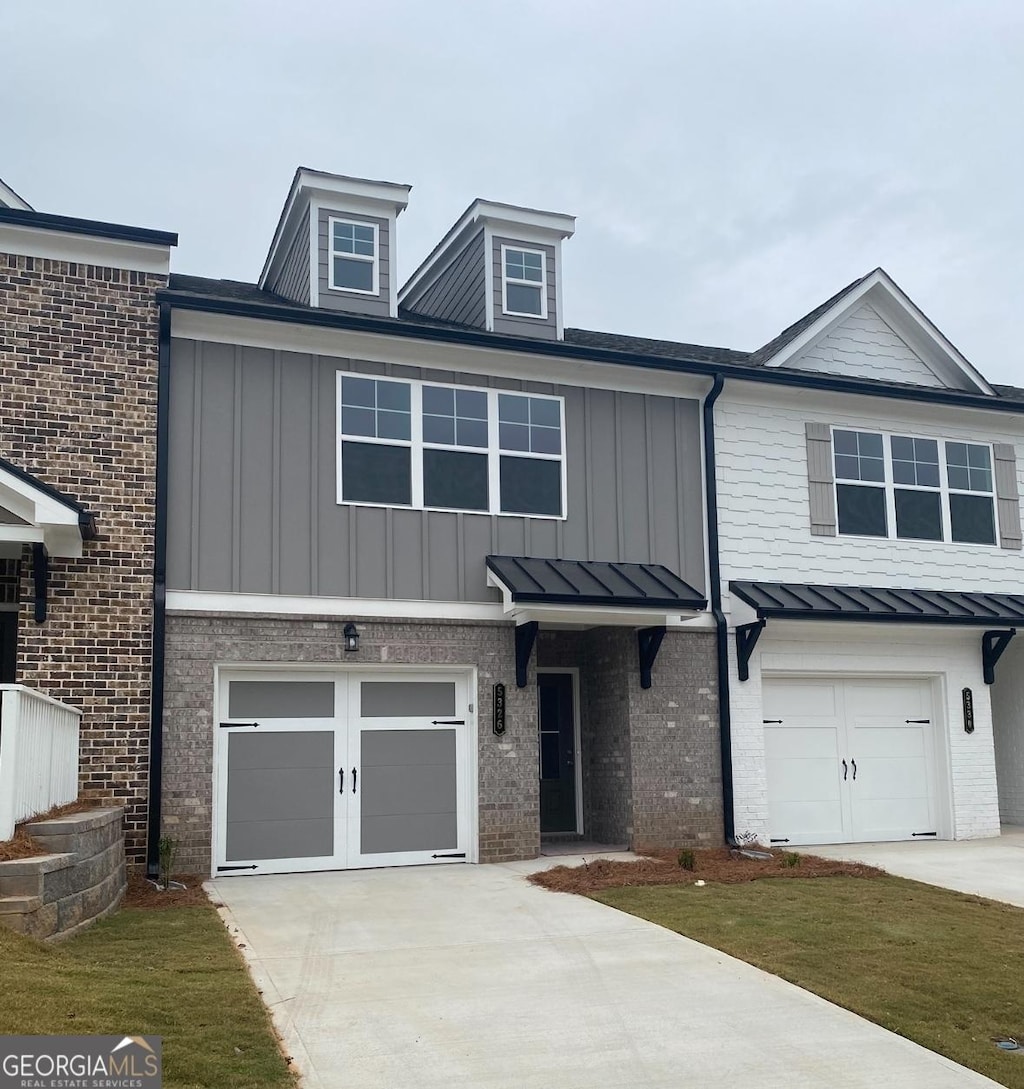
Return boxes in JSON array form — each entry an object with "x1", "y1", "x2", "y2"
[
  {"x1": 328, "y1": 217, "x2": 379, "y2": 295},
  {"x1": 832, "y1": 427, "x2": 996, "y2": 545},
  {"x1": 337, "y1": 373, "x2": 566, "y2": 518},
  {"x1": 501, "y1": 245, "x2": 547, "y2": 319}
]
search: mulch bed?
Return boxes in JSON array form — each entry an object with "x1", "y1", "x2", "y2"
[
  {"x1": 529, "y1": 845, "x2": 884, "y2": 895},
  {"x1": 122, "y1": 873, "x2": 211, "y2": 909},
  {"x1": 0, "y1": 800, "x2": 104, "y2": 862}
]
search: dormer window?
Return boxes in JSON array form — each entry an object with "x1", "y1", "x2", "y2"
[
  {"x1": 501, "y1": 245, "x2": 546, "y2": 318},
  {"x1": 329, "y1": 218, "x2": 378, "y2": 294}
]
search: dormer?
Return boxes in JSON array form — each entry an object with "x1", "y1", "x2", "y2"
[
  {"x1": 260, "y1": 168, "x2": 411, "y2": 317},
  {"x1": 400, "y1": 199, "x2": 575, "y2": 341}
]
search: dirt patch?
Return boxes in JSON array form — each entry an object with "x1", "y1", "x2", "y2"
[
  {"x1": 122, "y1": 873, "x2": 211, "y2": 909},
  {"x1": 529, "y1": 845, "x2": 884, "y2": 895},
  {"x1": 0, "y1": 800, "x2": 105, "y2": 862}
]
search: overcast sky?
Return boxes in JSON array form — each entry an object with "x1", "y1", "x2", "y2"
[{"x1": 4, "y1": 1, "x2": 1022, "y2": 381}]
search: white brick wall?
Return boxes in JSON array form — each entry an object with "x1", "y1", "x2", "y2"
[
  {"x1": 990, "y1": 638, "x2": 1024, "y2": 825},
  {"x1": 730, "y1": 622, "x2": 1001, "y2": 842},
  {"x1": 785, "y1": 303, "x2": 946, "y2": 387}
]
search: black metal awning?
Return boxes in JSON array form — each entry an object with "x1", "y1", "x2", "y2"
[
  {"x1": 487, "y1": 556, "x2": 706, "y2": 690},
  {"x1": 487, "y1": 555, "x2": 707, "y2": 611},
  {"x1": 730, "y1": 579, "x2": 1021, "y2": 684}
]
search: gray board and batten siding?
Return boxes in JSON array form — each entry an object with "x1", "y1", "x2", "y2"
[
  {"x1": 317, "y1": 206, "x2": 391, "y2": 317},
  {"x1": 267, "y1": 205, "x2": 311, "y2": 306},
  {"x1": 166, "y1": 338, "x2": 707, "y2": 602},
  {"x1": 492, "y1": 235, "x2": 558, "y2": 340},
  {"x1": 402, "y1": 230, "x2": 487, "y2": 330}
]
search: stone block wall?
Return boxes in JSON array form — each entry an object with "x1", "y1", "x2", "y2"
[
  {"x1": 0, "y1": 253, "x2": 165, "y2": 863},
  {"x1": 0, "y1": 807, "x2": 126, "y2": 941},
  {"x1": 162, "y1": 611, "x2": 538, "y2": 873}
]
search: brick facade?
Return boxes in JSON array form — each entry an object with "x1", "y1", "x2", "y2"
[
  {"x1": 163, "y1": 612, "x2": 722, "y2": 874},
  {"x1": 162, "y1": 612, "x2": 540, "y2": 873},
  {"x1": 0, "y1": 252, "x2": 164, "y2": 863},
  {"x1": 538, "y1": 629, "x2": 723, "y2": 848}
]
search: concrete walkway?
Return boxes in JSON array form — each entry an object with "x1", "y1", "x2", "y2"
[
  {"x1": 209, "y1": 859, "x2": 999, "y2": 1089},
  {"x1": 805, "y1": 827, "x2": 1024, "y2": 907}
]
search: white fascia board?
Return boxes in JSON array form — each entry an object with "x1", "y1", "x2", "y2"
[
  {"x1": 0, "y1": 178, "x2": 33, "y2": 211},
  {"x1": 170, "y1": 308, "x2": 712, "y2": 401},
  {"x1": 400, "y1": 199, "x2": 574, "y2": 304},
  {"x1": 166, "y1": 590, "x2": 506, "y2": 621},
  {"x1": 509, "y1": 604, "x2": 699, "y2": 628},
  {"x1": 0, "y1": 469, "x2": 80, "y2": 527},
  {"x1": 0, "y1": 223, "x2": 171, "y2": 274},
  {"x1": 760, "y1": 270, "x2": 994, "y2": 396},
  {"x1": 297, "y1": 169, "x2": 411, "y2": 211}
]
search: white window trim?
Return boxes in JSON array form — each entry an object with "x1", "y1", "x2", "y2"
[
  {"x1": 500, "y1": 244, "x2": 548, "y2": 320},
  {"x1": 830, "y1": 426, "x2": 996, "y2": 546},
  {"x1": 328, "y1": 216, "x2": 380, "y2": 296},
  {"x1": 336, "y1": 373, "x2": 567, "y2": 519}
]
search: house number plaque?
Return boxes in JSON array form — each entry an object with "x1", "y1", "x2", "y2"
[
  {"x1": 493, "y1": 683, "x2": 507, "y2": 736},
  {"x1": 962, "y1": 687, "x2": 975, "y2": 734}
]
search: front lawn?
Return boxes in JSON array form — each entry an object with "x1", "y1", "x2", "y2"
[
  {"x1": 0, "y1": 901, "x2": 294, "y2": 1089},
  {"x1": 597, "y1": 876, "x2": 1024, "y2": 1088}
]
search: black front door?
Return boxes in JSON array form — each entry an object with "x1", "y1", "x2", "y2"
[
  {"x1": 0, "y1": 612, "x2": 15, "y2": 683},
  {"x1": 538, "y1": 672, "x2": 577, "y2": 834}
]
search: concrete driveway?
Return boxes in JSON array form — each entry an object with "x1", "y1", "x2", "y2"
[
  {"x1": 806, "y1": 827, "x2": 1024, "y2": 907},
  {"x1": 209, "y1": 859, "x2": 999, "y2": 1089}
]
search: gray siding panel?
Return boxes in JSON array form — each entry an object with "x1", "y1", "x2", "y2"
[
  {"x1": 168, "y1": 339, "x2": 707, "y2": 602},
  {"x1": 269, "y1": 206, "x2": 311, "y2": 305},
  {"x1": 317, "y1": 206, "x2": 391, "y2": 317},
  {"x1": 403, "y1": 231, "x2": 487, "y2": 329},
  {"x1": 491, "y1": 234, "x2": 558, "y2": 340},
  {"x1": 994, "y1": 442, "x2": 1022, "y2": 550},
  {"x1": 805, "y1": 422, "x2": 837, "y2": 536}
]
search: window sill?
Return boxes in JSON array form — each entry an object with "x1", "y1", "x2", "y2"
[{"x1": 337, "y1": 499, "x2": 567, "y2": 521}]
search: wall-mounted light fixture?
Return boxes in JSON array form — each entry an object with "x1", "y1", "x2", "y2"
[{"x1": 343, "y1": 622, "x2": 360, "y2": 652}]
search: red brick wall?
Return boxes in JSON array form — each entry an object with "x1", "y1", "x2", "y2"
[{"x1": 0, "y1": 252, "x2": 164, "y2": 863}]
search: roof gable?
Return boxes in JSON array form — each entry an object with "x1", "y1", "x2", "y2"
[
  {"x1": 0, "y1": 175, "x2": 32, "y2": 211},
  {"x1": 754, "y1": 269, "x2": 994, "y2": 395}
]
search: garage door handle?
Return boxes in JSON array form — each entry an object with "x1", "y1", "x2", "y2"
[
  {"x1": 432, "y1": 719, "x2": 465, "y2": 725},
  {"x1": 352, "y1": 767, "x2": 358, "y2": 793},
  {"x1": 842, "y1": 759, "x2": 848, "y2": 781},
  {"x1": 338, "y1": 767, "x2": 344, "y2": 794},
  {"x1": 851, "y1": 759, "x2": 857, "y2": 780}
]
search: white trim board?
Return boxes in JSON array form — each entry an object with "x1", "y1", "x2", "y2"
[
  {"x1": 169, "y1": 308, "x2": 712, "y2": 402},
  {"x1": 0, "y1": 222, "x2": 171, "y2": 274},
  {"x1": 759, "y1": 269, "x2": 994, "y2": 396},
  {"x1": 166, "y1": 589, "x2": 507, "y2": 620}
]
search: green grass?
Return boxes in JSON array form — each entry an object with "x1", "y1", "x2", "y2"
[
  {"x1": 0, "y1": 906, "x2": 294, "y2": 1089},
  {"x1": 596, "y1": 876, "x2": 1024, "y2": 1088}
]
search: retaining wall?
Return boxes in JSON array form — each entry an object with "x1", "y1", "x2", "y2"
[{"x1": 0, "y1": 807, "x2": 126, "y2": 941}]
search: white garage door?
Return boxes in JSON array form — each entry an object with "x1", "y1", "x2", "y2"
[
  {"x1": 763, "y1": 677, "x2": 940, "y2": 846},
  {"x1": 214, "y1": 671, "x2": 473, "y2": 875}
]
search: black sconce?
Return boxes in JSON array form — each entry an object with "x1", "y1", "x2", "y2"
[{"x1": 343, "y1": 622, "x2": 360, "y2": 652}]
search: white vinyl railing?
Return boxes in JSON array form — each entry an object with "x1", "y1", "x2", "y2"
[{"x1": 0, "y1": 684, "x2": 82, "y2": 841}]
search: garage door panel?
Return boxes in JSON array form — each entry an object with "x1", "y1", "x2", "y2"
[
  {"x1": 360, "y1": 812, "x2": 458, "y2": 855},
  {"x1": 766, "y1": 726, "x2": 840, "y2": 761},
  {"x1": 227, "y1": 730, "x2": 335, "y2": 771},
  {"x1": 361, "y1": 728, "x2": 456, "y2": 767},
  {"x1": 226, "y1": 818, "x2": 334, "y2": 862},
  {"x1": 763, "y1": 676, "x2": 938, "y2": 846},
  {"x1": 764, "y1": 682, "x2": 837, "y2": 719},
  {"x1": 228, "y1": 680, "x2": 335, "y2": 719},
  {"x1": 852, "y1": 725, "x2": 926, "y2": 759},
  {"x1": 360, "y1": 764, "x2": 458, "y2": 818},
  {"x1": 227, "y1": 767, "x2": 335, "y2": 822}
]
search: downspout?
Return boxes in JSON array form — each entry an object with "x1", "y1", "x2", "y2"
[
  {"x1": 702, "y1": 374, "x2": 735, "y2": 843},
  {"x1": 146, "y1": 302, "x2": 171, "y2": 876}
]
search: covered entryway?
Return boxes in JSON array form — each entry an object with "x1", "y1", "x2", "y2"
[
  {"x1": 763, "y1": 676, "x2": 940, "y2": 845},
  {"x1": 215, "y1": 670, "x2": 473, "y2": 876}
]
